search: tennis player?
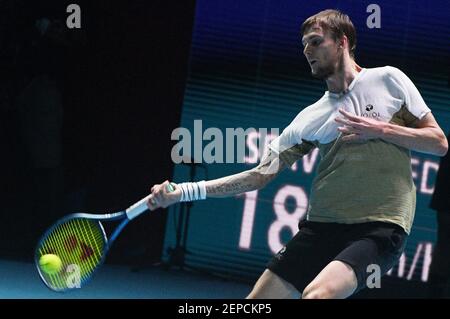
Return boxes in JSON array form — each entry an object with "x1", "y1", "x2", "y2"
[{"x1": 147, "y1": 9, "x2": 448, "y2": 299}]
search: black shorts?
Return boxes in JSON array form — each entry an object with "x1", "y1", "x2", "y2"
[{"x1": 267, "y1": 220, "x2": 408, "y2": 294}]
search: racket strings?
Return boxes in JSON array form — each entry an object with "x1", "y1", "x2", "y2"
[{"x1": 37, "y1": 218, "x2": 106, "y2": 291}]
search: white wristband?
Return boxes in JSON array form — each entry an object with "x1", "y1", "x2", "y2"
[
  {"x1": 198, "y1": 180, "x2": 206, "y2": 199},
  {"x1": 178, "y1": 181, "x2": 206, "y2": 202}
]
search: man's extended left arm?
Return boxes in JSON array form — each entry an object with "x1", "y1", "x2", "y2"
[{"x1": 335, "y1": 108, "x2": 448, "y2": 156}]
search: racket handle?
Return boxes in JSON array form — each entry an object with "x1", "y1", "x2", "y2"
[{"x1": 125, "y1": 183, "x2": 175, "y2": 220}]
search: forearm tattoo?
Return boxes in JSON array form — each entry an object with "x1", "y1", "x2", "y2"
[
  {"x1": 205, "y1": 150, "x2": 282, "y2": 197},
  {"x1": 205, "y1": 173, "x2": 257, "y2": 196}
]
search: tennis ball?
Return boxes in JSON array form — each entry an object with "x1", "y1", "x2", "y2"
[{"x1": 39, "y1": 254, "x2": 62, "y2": 275}]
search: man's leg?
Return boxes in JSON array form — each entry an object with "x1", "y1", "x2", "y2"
[
  {"x1": 247, "y1": 269, "x2": 301, "y2": 299},
  {"x1": 302, "y1": 260, "x2": 358, "y2": 299}
]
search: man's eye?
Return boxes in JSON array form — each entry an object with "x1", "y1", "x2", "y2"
[{"x1": 312, "y1": 40, "x2": 320, "y2": 46}]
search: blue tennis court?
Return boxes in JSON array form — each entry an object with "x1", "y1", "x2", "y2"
[{"x1": 0, "y1": 259, "x2": 252, "y2": 299}]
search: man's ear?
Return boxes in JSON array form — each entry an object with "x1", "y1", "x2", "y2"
[{"x1": 338, "y1": 34, "x2": 347, "y2": 48}]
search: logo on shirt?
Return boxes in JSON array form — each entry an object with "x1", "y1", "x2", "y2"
[
  {"x1": 365, "y1": 104, "x2": 374, "y2": 111},
  {"x1": 275, "y1": 246, "x2": 286, "y2": 260},
  {"x1": 363, "y1": 104, "x2": 380, "y2": 119}
]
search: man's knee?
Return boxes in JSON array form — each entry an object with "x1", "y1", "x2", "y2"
[
  {"x1": 247, "y1": 269, "x2": 300, "y2": 299},
  {"x1": 302, "y1": 283, "x2": 338, "y2": 299},
  {"x1": 301, "y1": 261, "x2": 358, "y2": 299}
]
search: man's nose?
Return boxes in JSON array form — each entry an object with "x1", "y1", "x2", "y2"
[{"x1": 303, "y1": 43, "x2": 311, "y2": 56}]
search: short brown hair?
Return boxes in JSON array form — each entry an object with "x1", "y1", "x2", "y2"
[{"x1": 301, "y1": 9, "x2": 357, "y2": 59}]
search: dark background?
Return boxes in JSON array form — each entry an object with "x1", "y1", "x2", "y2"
[{"x1": 0, "y1": 0, "x2": 196, "y2": 265}]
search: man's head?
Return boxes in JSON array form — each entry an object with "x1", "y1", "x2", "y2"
[{"x1": 301, "y1": 9, "x2": 357, "y2": 79}]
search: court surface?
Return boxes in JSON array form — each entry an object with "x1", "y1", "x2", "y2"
[{"x1": 0, "y1": 259, "x2": 253, "y2": 299}]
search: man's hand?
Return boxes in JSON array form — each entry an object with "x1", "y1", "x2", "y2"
[
  {"x1": 147, "y1": 180, "x2": 182, "y2": 211},
  {"x1": 335, "y1": 108, "x2": 386, "y2": 142}
]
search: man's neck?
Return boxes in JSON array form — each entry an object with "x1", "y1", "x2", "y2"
[{"x1": 325, "y1": 59, "x2": 361, "y2": 94}]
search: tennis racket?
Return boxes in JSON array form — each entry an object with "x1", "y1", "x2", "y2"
[{"x1": 35, "y1": 183, "x2": 175, "y2": 292}]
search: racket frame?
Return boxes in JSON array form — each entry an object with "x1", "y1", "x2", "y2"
[{"x1": 35, "y1": 211, "x2": 128, "y2": 292}]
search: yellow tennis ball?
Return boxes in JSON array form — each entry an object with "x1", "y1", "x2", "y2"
[{"x1": 39, "y1": 254, "x2": 62, "y2": 275}]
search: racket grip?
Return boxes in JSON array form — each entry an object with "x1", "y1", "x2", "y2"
[{"x1": 126, "y1": 183, "x2": 175, "y2": 220}]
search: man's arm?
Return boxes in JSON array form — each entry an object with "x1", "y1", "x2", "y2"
[
  {"x1": 336, "y1": 109, "x2": 448, "y2": 156},
  {"x1": 147, "y1": 148, "x2": 291, "y2": 209},
  {"x1": 382, "y1": 112, "x2": 448, "y2": 156},
  {"x1": 205, "y1": 149, "x2": 288, "y2": 198}
]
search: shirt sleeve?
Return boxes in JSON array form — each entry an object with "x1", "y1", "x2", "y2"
[
  {"x1": 268, "y1": 115, "x2": 315, "y2": 166},
  {"x1": 385, "y1": 66, "x2": 431, "y2": 121}
]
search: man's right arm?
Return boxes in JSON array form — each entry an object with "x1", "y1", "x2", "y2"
[
  {"x1": 147, "y1": 148, "x2": 290, "y2": 210},
  {"x1": 147, "y1": 141, "x2": 315, "y2": 210},
  {"x1": 205, "y1": 148, "x2": 288, "y2": 198},
  {"x1": 205, "y1": 139, "x2": 316, "y2": 198}
]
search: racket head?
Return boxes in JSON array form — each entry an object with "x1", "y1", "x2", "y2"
[{"x1": 34, "y1": 213, "x2": 122, "y2": 292}]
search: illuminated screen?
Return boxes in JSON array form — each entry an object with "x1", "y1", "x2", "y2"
[{"x1": 163, "y1": 0, "x2": 450, "y2": 285}]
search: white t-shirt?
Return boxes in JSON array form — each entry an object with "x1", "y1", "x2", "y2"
[
  {"x1": 270, "y1": 66, "x2": 430, "y2": 153},
  {"x1": 269, "y1": 66, "x2": 431, "y2": 233}
]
